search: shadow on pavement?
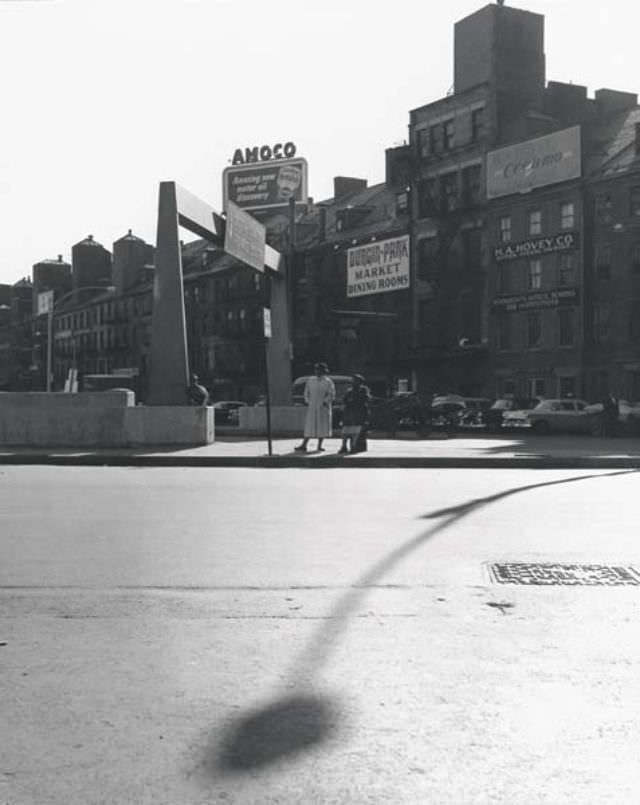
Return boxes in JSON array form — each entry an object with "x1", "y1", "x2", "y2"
[
  {"x1": 217, "y1": 693, "x2": 341, "y2": 773},
  {"x1": 211, "y1": 469, "x2": 635, "y2": 775}
]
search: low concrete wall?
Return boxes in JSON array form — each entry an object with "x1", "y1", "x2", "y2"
[
  {"x1": 125, "y1": 406, "x2": 214, "y2": 446},
  {"x1": 239, "y1": 405, "x2": 307, "y2": 434},
  {"x1": 0, "y1": 392, "x2": 214, "y2": 447},
  {"x1": 0, "y1": 390, "x2": 134, "y2": 408}
]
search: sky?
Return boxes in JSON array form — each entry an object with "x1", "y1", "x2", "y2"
[{"x1": 1, "y1": 0, "x2": 638, "y2": 284}]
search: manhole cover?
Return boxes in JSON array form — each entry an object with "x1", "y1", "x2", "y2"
[{"x1": 488, "y1": 563, "x2": 640, "y2": 586}]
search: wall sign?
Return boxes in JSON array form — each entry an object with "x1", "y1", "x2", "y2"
[
  {"x1": 346, "y1": 235, "x2": 410, "y2": 298},
  {"x1": 492, "y1": 287, "x2": 579, "y2": 312},
  {"x1": 487, "y1": 126, "x2": 581, "y2": 199},
  {"x1": 231, "y1": 142, "x2": 297, "y2": 165},
  {"x1": 494, "y1": 232, "x2": 577, "y2": 262},
  {"x1": 222, "y1": 157, "x2": 308, "y2": 212}
]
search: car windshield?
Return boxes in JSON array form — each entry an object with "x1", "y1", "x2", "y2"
[{"x1": 491, "y1": 400, "x2": 513, "y2": 410}]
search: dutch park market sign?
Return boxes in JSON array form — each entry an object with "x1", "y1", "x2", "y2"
[
  {"x1": 347, "y1": 235, "x2": 410, "y2": 298},
  {"x1": 223, "y1": 141, "x2": 308, "y2": 213}
]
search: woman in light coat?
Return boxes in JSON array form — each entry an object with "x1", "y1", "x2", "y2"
[{"x1": 294, "y1": 362, "x2": 336, "y2": 452}]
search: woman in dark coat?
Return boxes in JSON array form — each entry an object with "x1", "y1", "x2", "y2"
[{"x1": 338, "y1": 374, "x2": 372, "y2": 454}]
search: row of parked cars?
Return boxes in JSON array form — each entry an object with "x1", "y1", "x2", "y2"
[{"x1": 212, "y1": 377, "x2": 640, "y2": 437}]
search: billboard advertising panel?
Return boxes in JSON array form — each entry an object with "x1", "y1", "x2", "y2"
[
  {"x1": 223, "y1": 158, "x2": 308, "y2": 212},
  {"x1": 347, "y1": 235, "x2": 410, "y2": 298},
  {"x1": 487, "y1": 126, "x2": 581, "y2": 199}
]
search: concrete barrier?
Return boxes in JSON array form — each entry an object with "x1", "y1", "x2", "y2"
[
  {"x1": 239, "y1": 405, "x2": 307, "y2": 434},
  {"x1": 0, "y1": 392, "x2": 214, "y2": 447},
  {"x1": 125, "y1": 406, "x2": 214, "y2": 446}
]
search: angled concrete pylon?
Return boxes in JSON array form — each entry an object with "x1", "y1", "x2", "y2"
[
  {"x1": 147, "y1": 182, "x2": 191, "y2": 405},
  {"x1": 147, "y1": 181, "x2": 288, "y2": 406}
]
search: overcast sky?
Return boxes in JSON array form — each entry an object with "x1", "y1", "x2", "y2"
[{"x1": 1, "y1": 0, "x2": 638, "y2": 284}]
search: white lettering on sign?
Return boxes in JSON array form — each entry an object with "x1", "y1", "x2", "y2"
[{"x1": 346, "y1": 235, "x2": 410, "y2": 298}]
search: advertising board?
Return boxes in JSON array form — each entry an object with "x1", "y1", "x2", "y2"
[
  {"x1": 487, "y1": 126, "x2": 581, "y2": 199},
  {"x1": 346, "y1": 235, "x2": 410, "y2": 298},
  {"x1": 222, "y1": 157, "x2": 308, "y2": 212}
]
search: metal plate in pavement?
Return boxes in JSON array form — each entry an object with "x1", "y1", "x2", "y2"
[{"x1": 488, "y1": 563, "x2": 640, "y2": 586}]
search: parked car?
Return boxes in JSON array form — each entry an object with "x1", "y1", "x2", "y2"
[
  {"x1": 585, "y1": 399, "x2": 640, "y2": 435},
  {"x1": 526, "y1": 398, "x2": 593, "y2": 434},
  {"x1": 212, "y1": 400, "x2": 248, "y2": 425},
  {"x1": 460, "y1": 397, "x2": 492, "y2": 427},
  {"x1": 483, "y1": 398, "x2": 538, "y2": 431}
]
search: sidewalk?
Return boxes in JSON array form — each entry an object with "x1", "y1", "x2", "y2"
[{"x1": 3, "y1": 431, "x2": 640, "y2": 468}]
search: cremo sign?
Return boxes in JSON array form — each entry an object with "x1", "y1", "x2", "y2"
[
  {"x1": 231, "y1": 142, "x2": 297, "y2": 165},
  {"x1": 487, "y1": 126, "x2": 581, "y2": 199}
]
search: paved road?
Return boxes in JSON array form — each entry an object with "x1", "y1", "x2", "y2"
[{"x1": 2, "y1": 466, "x2": 640, "y2": 804}]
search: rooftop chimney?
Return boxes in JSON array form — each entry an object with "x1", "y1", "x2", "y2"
[{"x1": 333, "y1": 176, "x2": 368, "y2": 200}]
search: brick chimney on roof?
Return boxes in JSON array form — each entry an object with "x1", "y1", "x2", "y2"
[{"x1": 333, "y1": 176, "x2": 367, "y2": 200}]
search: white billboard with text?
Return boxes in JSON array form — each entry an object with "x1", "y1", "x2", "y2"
[
  {"x1": 347, "y1": 235, "x2": 410, "y2": 298},
  {"x1": 487, "y1": 126, "x2": 581, "y2": 199}
]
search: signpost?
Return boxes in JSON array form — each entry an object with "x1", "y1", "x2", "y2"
[
  {"x1": 263, "y1": 307, "x2": 273, "y2": 456},
  {"x1": 37, "y1": 290, "x2": 54, "y2": 392},
  {"x1": 224, "y1": 201, "x2": 267, "y2": 273}
]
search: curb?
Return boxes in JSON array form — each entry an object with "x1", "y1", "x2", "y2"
[{"x1": 2, "y1": 454, "x2": 640, "y2": 469}]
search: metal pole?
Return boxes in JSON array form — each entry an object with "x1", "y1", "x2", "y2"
[
  {"x1": 288, "y1": 196, "x2": 296, "y2": 361},
  {"x1": 264, "y1": 336, "x2": 273, "y2": 456},
  {"x1": 46, "y1": 310, "x2": 53, "y2": 392}
]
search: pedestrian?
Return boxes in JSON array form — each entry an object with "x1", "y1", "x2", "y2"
[
  {"x1": 187, "y1": 373, "x2": 209, "y2": 406},
  {"x1": 294, "y1": 363, "x2": 335, "y2": 452},
  {"x1": 338, "y1": 374, "x2": 372, "y2": 454},
  {"x1": 602, "y1": 392, "x2": 619, "y2": 437}
]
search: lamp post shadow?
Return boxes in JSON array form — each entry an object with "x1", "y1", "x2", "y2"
[{"x1": 210, "y1": 469, "x2": 635, "y2": 775}]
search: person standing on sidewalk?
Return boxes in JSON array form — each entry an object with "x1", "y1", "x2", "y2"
[
  {"x1": 338, "y1": 374, "x2": 371, "y2": 454},
  {"x1": 294, "y1": 363, "x2": 335, "y2": 452}
]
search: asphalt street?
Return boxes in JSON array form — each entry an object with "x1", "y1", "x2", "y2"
[{"x1": 2, "y1": 466, "x2": 640, "y2": 804}]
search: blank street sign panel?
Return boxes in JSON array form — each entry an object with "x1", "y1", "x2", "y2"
[{"x1": 224, "y1": 201, "x2": 266, "y2": 273}]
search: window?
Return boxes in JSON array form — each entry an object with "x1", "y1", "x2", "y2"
[
  {"x1": 417, "y1": 128, "x2": 430, "y2": 158},
  {"x1": 442, "y1": 119, "x2": 455, "y2": 151},
  {"x1": 561, "y1": 202, "x2": 575, "y2": 230},
  {"x1": 595, "y1": 194, "x2": 613, "y2": 223},
  {"x1": 527, "y1": 377, "x2": 546, "y2": 398},
  {"x1": 528, "y1": 210, "x2": 542, "y2": 236},
  {"x1": 497, "y1": 315, "x2": 511, "y2": 350},
  {"x1": 417, "y1": 178, "x2": 437, "y2": 218},
  {"x1": 417, "y1": 237, "x2": 439, "y2": 281},
  {"x1": 630, "y1": 301, "x2": 640, "y2": 343},
  {"x1": 593, "y1": 303, "x2": 611, "y2": 342},
  {"x1": 559, "y1": 376, "x2": 576, "y2": 398},
  {"x1": 558, "y1": 253, "x2": 575, "y2": 286},
  {"x1": 471, "y1": 108, "x2": 485, "y2": 143},
  {"x1": 630, "y1": 187, "x2": 640, "y2": 217},
  {"x1": 501, "y1": 378, "x2": 516, "y2": 397},
  {"x1": 418, "y1": 299, "x2": 438, "y2": 346},
  {"x1": 499, "y1": 265, "x2": 513, "y2": 294},
  {"x1": 461, "y1": 165, "x2": 482, "y2": 206},
  {"x1": 499, "y1": 215, "x2": 512, "y2": 243},
  {"x1": 462, "y1": 227, "x2": 482, "y2": 269},
  {"x1": 396, "y1": 191, "x2": 408, "y2": 214},
  {"x1": 440, "y1": 172, "x2": 458, "y2": 212},
  {"x1": 528, "y1": 259, "x2": 542, "y2": 290},
  {"x1": 595, "y1": 243, "x2": 612, "y2": 279},
  {"x1": 558, "y1": 308, "x2": 574, "y2": 346},
  {"x1": 527, "y1": 312, "x2": 541, "y2": 348},
  {"x1": 632, "y1": 243, "x2": 640, "y2": 273}
]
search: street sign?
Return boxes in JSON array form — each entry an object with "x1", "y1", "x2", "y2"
[
  {"x1": 224, "y1": 200, "x2": 267, "y2": 273},
  {"x1": 37, "y1": 290, "x2": 54, "y2": 316},
  {"x1": 263, "y1": 307, "x2": 272, "y2": 338}
]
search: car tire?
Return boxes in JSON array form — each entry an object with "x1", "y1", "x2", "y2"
[{"x1": 532, "y1": 420, "x2": 550, "y2": 435}]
